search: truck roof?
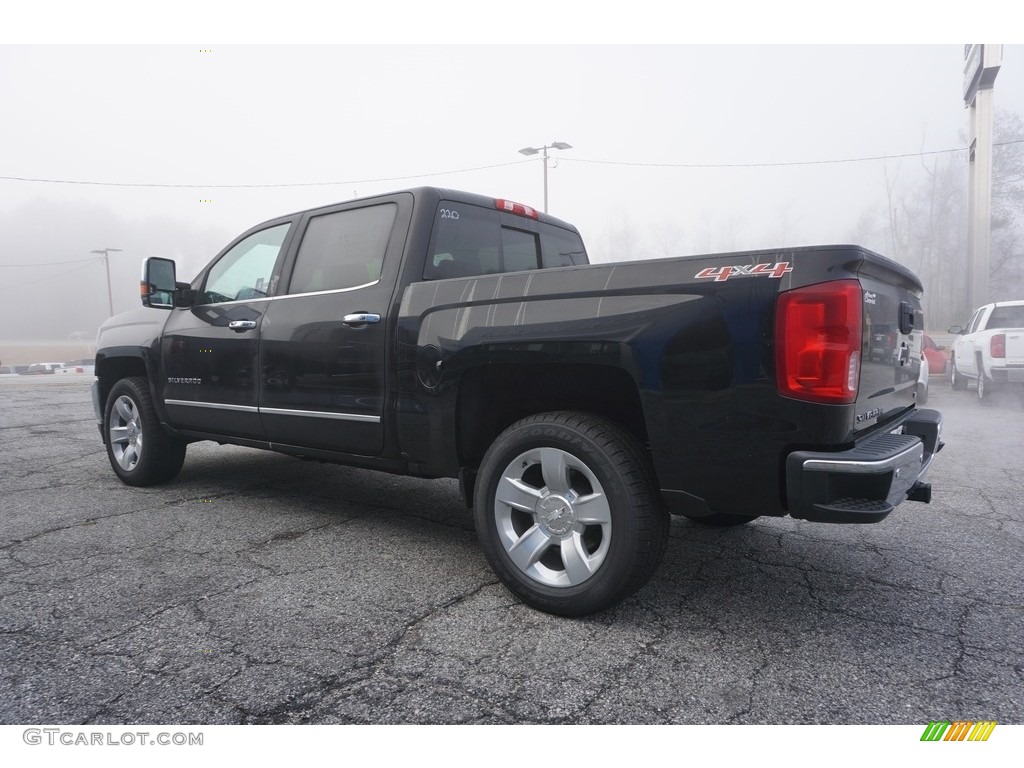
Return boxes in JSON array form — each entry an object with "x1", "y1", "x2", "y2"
[{"x1": 270, "y1": 187, "x2": 582, "y2": 234}]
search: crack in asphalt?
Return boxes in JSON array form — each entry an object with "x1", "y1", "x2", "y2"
[
  {"x1": 230, "y1": 579, "x2": 500, "y2": 724},
  {"x1": 727, "y1": 638, "x2": 770, "y2": 724},
  {"x1": 0, "y1": 509, "x2": 140, "y2": 552}
]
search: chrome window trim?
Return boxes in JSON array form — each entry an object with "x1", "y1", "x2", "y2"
[{"x1": 188, "y1": 279, "x2": 381, "y2": 309}]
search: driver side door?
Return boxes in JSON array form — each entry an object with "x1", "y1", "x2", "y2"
[{"x1": 159, "y1": 218, "x2": 296, "y2": 439}]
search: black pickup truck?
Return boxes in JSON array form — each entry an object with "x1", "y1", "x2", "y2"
[{"x1": 93, "y1": 187, "x2": 943, "y2": 615}]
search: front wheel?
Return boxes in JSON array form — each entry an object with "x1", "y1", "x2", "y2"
[
  {"x1": 473, "y1": 412, "x2": 668, "y2": 617},
  {"x1": 104, "y1": 377, "x2": 187, "y2": 486}
]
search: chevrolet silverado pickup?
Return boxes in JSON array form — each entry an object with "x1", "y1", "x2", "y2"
[
  {"x1": 92, "y1": 187, "x2": 943, "y2": 616},
  {"x1": 947, "y1": 299, "x2": 1024, "y2": 402}
]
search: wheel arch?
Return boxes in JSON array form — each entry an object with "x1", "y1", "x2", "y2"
[
  {"x1": 455, "y1": 361, "x2": 648, "y2": 469},
  {"x1": 95, "y1": 348, "x2": 163, "y2": 434}
]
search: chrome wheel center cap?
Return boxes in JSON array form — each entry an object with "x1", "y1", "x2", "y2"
[
  {"x1": 128, "y1": 423, "x2": 139, "y2": 442},
  {"x1": 537, "y1": 494, "x2": 575, "y2": 537}
]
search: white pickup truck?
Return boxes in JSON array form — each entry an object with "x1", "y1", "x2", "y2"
[{"x1": 947, "y1": 300, "x2": 1024, "y2": 402}]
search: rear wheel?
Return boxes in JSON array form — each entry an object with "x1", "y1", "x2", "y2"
[
  {"x1": 473, "y1": 412, "x2": 668, "y2": 617},
  {"x1": 104, "y1": 377, "x2": 187, "y2": 486}
]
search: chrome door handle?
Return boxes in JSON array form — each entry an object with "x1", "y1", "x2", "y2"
[
  {"x1": 342, "y1": 313, "x2": 381, "y2": 327},
  {"x1": 228, "y1": 320, "x2": 257, "y2": 332}
]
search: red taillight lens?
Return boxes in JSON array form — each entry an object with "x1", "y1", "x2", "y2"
[
  {"x1": 776, "y1": 279, "x2": 863, "y2": 404},
  {"x1": 991, "y1": 333, "x2": 1006, "y2": 358},
  {"x1": 495, "y1": 199, "x2": 539, "y2": 219}
]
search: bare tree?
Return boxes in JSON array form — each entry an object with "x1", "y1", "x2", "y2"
[{"x1": 853, "y1": 110, "x2": 1023, "y2": 329}]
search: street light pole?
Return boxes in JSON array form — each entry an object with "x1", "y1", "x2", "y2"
[
  {"x1": 518, "y1": 141, "x2": 572, "y2": 213},
  {"x1": 91, "y1": 248, "x2": 123, "y2": 317}
]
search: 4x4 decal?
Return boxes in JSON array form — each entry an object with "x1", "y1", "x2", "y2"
[{"x1": 695, "y1": 262, "x2": 793, "y2": 282}]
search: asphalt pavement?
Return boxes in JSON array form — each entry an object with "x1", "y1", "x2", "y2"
[{"x1": 1, "y1": 375, "x2": 1021, "y2": 724}]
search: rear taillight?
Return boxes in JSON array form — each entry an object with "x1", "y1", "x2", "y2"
[
  {"x1": 991, "y1": 333, "x2": 1006, "y2": 359},
  {"x1": 776, "y1": 279, "x2": 863, "y2": 404}
]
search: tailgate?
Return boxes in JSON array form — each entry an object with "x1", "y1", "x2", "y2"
[
  {"x1": 856, "y1": 257, "x2": 924, "y2": 432},
  {"x1": 1005, "y1": 330, "x2": 1024, "y2": 366}
]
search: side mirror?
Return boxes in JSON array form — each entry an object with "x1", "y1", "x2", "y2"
[
  {"x1": 947, "y1": 325, "x2": 963, "y2": 335},
  {"x1": 141, "y1": 257, "x2": 177, "y2": 309},
  {"x1": 175, "y1": 282, "x2": 196, "y2": 308}
]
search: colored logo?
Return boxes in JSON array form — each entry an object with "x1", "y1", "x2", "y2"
[
  {"x1": 920, "y1": 720, "x2": 997, "y2": 742},
  {"x1": 694, "y1": 262, "x2": 793, "y2": 282}
]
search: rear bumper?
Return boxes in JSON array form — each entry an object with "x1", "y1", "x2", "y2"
[
  {"x1": 991, "y1": 366, "x2": 1024, "y2": 384},
  {"x1": 786, "y1": 408, "x2": 943, "y2": 523}
]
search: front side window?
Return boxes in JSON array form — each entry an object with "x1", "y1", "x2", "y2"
[
  {"x1": 966, "y1": 309, "x2": 984, "y2": 334},
  {"x1": 201, "y1": 223, "x2": 291, "y2": 304},
  {"x1": 287, "y1": 204, "x2": 397, "y2": 295}
]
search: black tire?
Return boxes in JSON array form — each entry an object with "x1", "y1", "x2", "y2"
[
  {"x1": 683, "y1": 512, "x2": 760, "y2": 527},
  {"x1": 949, "y1": 354, "x2": 966, "y2": 391},
  {"x1": 976, "y1": 357, "x2": 997, "y2": 405},
  {"x1": 473, "y1": 411, "x2": 669, "y2": 617},
  {"x1": 104, "y1": 377, "x2": 187, "y2": 486}
]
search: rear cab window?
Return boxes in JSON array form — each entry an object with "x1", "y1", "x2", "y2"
[
  {"x1": 423, "y1": 202, "x2": 587, "y2": 280},
  {"x1": 986, "y1": 305, "x2": 1024, "y2": 330}
]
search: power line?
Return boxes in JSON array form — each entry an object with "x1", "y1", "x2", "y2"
[
  {"x1": 0, "y1": 259, "x2": 100, "y2": 292},
  {"x1": 0, "y1": 140, "x2": 1020, "y2": 189},
  {"x1": 564, "y1": 140, "x2": 1024, "y2": 169},
  {"x1": 0, "y1": 159, "x2": 534, "y2": 189},
  {"x1": 0, "y1": 257, "x2": 103, "y2": 268}
]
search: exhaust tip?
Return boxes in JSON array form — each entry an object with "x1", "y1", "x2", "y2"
[{"x1": 907, "y1": 481, "x2": 932, "y2": 504}]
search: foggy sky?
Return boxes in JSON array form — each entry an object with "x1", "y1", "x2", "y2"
[{"x1": 2, "y1": 43, "x2": 1023, "y2": 340}]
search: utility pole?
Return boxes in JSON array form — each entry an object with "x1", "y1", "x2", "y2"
[
  {"x1": 91, "y1": 248, "x2": 123, "y2": 317},
  {"x1": 963, "y1": 44, "x2": 1002, "y2": 311},
  {"x1": 518, "y1": 141, "x2": 572, "y2": 213}
]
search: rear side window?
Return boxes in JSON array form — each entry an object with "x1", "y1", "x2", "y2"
[
  {"x1": 424, "y1": 203, "x2": 587, "y2": 280},
  {"x1": 287, "y1": 203, "x2": 397, "y2": 294}
]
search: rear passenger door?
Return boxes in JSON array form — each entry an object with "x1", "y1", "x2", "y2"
[{"x1": 258, "y1": 193, "x2": 412, "y2": 456}]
